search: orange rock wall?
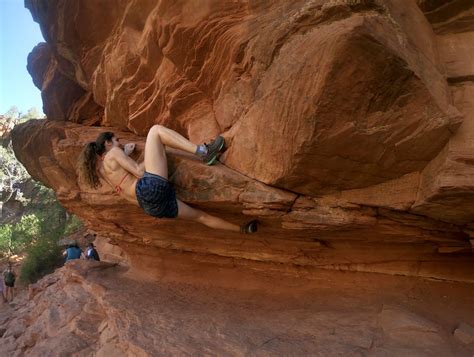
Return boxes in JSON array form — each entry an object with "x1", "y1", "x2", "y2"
[{"x1": 12, "y1": 0, "x2": 474, "y2": 281}]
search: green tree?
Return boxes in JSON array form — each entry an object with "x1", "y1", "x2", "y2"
[
  {"x1": 20, "y1": 107, "x2": 44, "y2": 121},
  {"x1": 0, "y1": 214, "x2": 40, "y2": 255},
  {"x1": 0, "y1": 143, "x2": 30, "y2": 204},
  {"x1": 3, "y1": 106, "x2": 20, "y2": 119},
  {"x1": 0, "y1": 185, "x2": 84, "y2": 283},
  {"x1": 1, "y1": 108, "x2": 83, "y2": 283},
  {"x1": 19, "y1": 187, "x2": 83, "y2": 283},
  {"x1": 1, "y1": 106, "x2": 44, "y2": 214}
]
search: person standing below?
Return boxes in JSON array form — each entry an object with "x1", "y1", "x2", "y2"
[
  {"x1": 0, "y1": 274, "x2": 6, "y2": 305},
  {"x1": 3, "y1": 264, "x2": 16, "y2": 302},
  {"x1": 63, "y1": 241, "x2": 84, "y2": 262},
  {"x1": 85, "y1": 243, "x2": 100, "y2": 261}
]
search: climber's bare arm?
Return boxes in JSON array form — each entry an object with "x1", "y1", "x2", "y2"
[
  {"x1": 122, "y1": 142, "x2": 145, "y2": 173},
  {"x1": 109, "y1": 147, "x2": 145, "y2": 178}
]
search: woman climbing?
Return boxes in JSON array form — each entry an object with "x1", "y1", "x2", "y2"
[{"x1": 77, "y1": 125, "x2": 257, "y2": 233}]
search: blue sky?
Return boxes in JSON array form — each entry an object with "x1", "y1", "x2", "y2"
[{"x1": 0, "y1": 0, "x2": 45, "y2": 115}]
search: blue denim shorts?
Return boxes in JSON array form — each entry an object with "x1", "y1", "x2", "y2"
[{"x1": 135, "y1": 172, "x2": 178, "y2": 218}]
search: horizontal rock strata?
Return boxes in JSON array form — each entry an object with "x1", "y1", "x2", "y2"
[{"x1": 12, "y1": 120, "x2": 474, "y2": 282}]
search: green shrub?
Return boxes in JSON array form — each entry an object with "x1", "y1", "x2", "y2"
[
  {"x1": 0, "y1": 225, "x2": 13, "y2": 254},
  {"x1": 19, "y1": 213, "x2": 84, "y2": 284},
  {"x1": 20, "y1": 235, "x2": 63, "y2": 284},
  {"x1": 7, "y1": 186, "x2": 85, "y2": 283},
  {"x1": 19, "y1": 191, "x2": 85, "y2": 284},
  {"x1": 0, "y1": 214, "x2": 40, "y2": 257},
  {"x1": 64, "y1": 214, "x2": 84, "y2": 236},
  {"x1": 2, "y1": 114, "x2": 84, "y2": 282}
]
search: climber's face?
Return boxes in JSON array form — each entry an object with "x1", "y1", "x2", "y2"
[
  {"x1": 105, "y1": 136, "x2": 120, "y2": 151},
  {"x1": 111, "y1": 136, "x2": 120, "y2": 148}
]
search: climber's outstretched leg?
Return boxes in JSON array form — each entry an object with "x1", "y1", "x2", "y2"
[
  {"x1": 177, "y1": 200, "x2": 239, "y2": 232},
  {"x1": 177, "y1": 200, "x2": 258, "y2": 233}
]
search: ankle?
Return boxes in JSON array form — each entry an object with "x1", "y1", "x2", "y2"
[{"x1": 195, "y1": 144, "x2": 208, "y2": 157}]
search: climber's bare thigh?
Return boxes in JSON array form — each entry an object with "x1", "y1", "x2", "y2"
[{"x1": 144, "y1": 126, "x2": 168, "y2": 179}]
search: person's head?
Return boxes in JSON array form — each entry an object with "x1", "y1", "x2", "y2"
[{"x1": 76, "y1": 131, "x2": 118, "y2": 188}]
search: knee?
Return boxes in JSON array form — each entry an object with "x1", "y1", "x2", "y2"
[{"x1": 149, "y1": 124, "x2": 165, "y2": 136}]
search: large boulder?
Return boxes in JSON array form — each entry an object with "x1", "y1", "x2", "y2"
[{"x1": 24, "y1": 0, "x2": 462, "y2": 194}]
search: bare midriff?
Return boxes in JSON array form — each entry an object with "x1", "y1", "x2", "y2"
[
  {"x1": 115, "y1": 174, "x2": 139, "y2": 204},
  {"x1": 99, "y1": 154, "x2": 139, "y2": 205}
]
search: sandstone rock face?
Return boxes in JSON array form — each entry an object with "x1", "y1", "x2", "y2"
[
  {"x1": 411, "y1": 6, "x2": 474, "y2": 224},
  {"x1": 0, "y1": 259, "x2": 473, "y2": 356},
  {"x1": 412, "y1": 83, "x2": 474, "y2": 224},
  {"x1": 13, "y1": 0, "x2": 474, "y2": 282},
  {"x1": 418, "y1": 0, "x2": 474, "y2": 34},
  {"x1": 24, "y1": 0, "x2": 462, "y2": 193}
]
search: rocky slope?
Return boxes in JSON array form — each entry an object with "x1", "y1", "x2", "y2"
[
  {"x1": 0, "y1": 258, "x2": 473, "y2": 355},
  {"x1": 11, "y1": 0, "x2": 474, "y2": 283}
]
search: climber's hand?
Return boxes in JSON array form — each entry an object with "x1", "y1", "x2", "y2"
[{"x1": 123, "y1": 143, "x2": 136, "y2": 156}]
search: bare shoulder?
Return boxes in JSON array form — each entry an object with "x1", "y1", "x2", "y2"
[
  {"x1": 106, "y1": 147, "x2": 128, "y2": 164},
  {"x1": 108, "y1": 147, "x2": 125, "y2": 157},
  {"x1": 101, "y1": 148, "x2": 125, "y2": 171}
]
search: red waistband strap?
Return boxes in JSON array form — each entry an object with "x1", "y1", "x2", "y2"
[{"x1": 115, "y1": 173, "x2": 129, "y2": 194}]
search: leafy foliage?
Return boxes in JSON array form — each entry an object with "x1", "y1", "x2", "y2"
[
  {"x1": 64, "y1": 215, "x2": 84, "y2": 236},
  {"x1": 0, "y1": 225, "x2": 12, "y2": 254},
  {"x1": 17, "y1": 187, "x2": 84, "y2": 283},
  {"x1": 0, "y1": 143, "x2": 30, "y2": 203},
  {"x1": 0, "y1": 186, "x2": 84, "y2": 283},
  {"x1": 20, "y1": 232, "x2": 63, "y2": 284},
  {"x1": 10, "y1": 187, "x2": 82, "y2": 283},
  {"x1": 1, "y1": 107, "x2": 83, "y2": 283},
  {"x1": 1, "y1": 106, "x2": 43, "y2": 205},
  {"x1": 3, "y1": 105, "x2": 44, "y2": 121},
  {"x1": 0, "y1": 214, "x2": 40, "y2": 254},
  {"x1": 0, "y1": 186, "x2": 60, "y2": 256}
]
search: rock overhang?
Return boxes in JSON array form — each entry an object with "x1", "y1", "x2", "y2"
[{"x1": 12, "y1": 0, "x2": 474, "y2": 281}]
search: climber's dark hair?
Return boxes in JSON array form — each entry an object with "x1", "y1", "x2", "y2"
[{"x1": 76, "y1": 131, "x2": 115, "y2": 189}]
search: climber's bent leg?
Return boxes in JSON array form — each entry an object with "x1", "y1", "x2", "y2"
[
  {"x1": 144, "y1": 125, "x2": 173, "y2": 178},
  {"x1": 150, "y1": 125, "x2": 197, "y2": 153},
  {"x1": 176, "y1": 200, "x2": 240, "y2": 232},
  {"x1": 145, "y1": 124, "x2": 225, "y2": 168}
]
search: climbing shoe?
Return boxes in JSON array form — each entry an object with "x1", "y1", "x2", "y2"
[
  {"x1": 201, "y1": 135, "x2": 225, "y2": 165},
  {"x1": 240, "y1": 220, "x2": 258, "y2": 234}
]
